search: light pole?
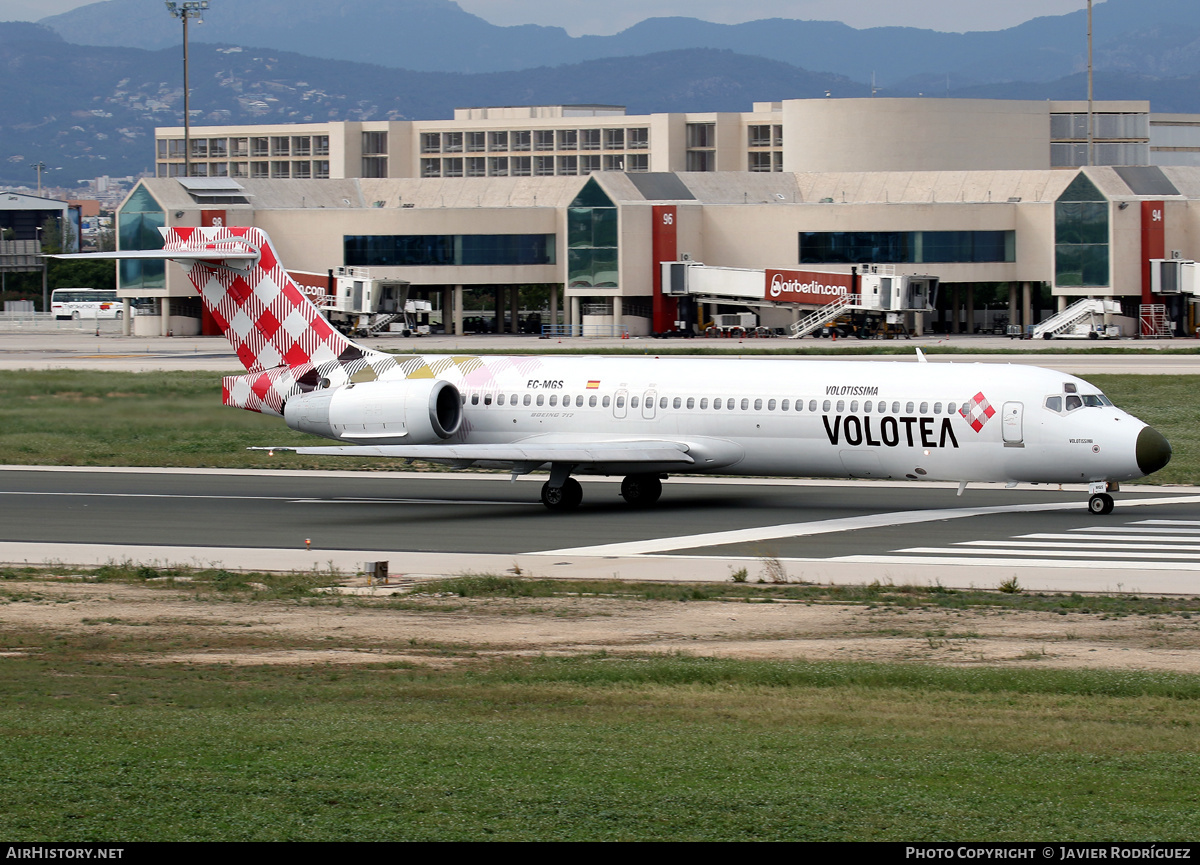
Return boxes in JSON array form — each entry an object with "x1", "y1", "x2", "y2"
[
  {"x1": 1087, "y1": 0, "x2": 1094, "y2": 167},
  {"x1": 165, "y1": 1, "x2": 209, "y2": 178}
]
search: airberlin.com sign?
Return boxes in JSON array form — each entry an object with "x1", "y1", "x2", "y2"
[{"x1": 765, "y1": 269, "x2": 853, "y2": 304}]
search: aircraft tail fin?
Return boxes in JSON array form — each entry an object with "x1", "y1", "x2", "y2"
[
  {"x1": 165, "y1": 226, "x2": 393, "y2": 415},
  {"x1": 56, "y1": 226, "x2": 388, "y2": 416}
]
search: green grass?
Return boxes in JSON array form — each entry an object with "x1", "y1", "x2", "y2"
[
  {"x1": 0, "y1": 370, "x2": 1195, "y2": 482},
  {"x1": 0, "y1": 654, "x2": 1197, "y2": 840}
]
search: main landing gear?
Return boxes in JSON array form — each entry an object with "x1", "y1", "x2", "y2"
[
  {"x1": 540, "y1": 478, "x2": 582, "y2": 512},
  {"x1": 620, "y1": 473, "x2": 662, "y2": 507},
  {"x1": 539, "y1": 471, "x2": 667, "y2": 512}
]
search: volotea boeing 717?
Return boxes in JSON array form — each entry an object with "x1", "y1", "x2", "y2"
[{"x1": 56, "y1": 227, "x2": 1172, "y2": 513}]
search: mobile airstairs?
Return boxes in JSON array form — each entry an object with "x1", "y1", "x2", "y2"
[
  {"x1": 1031, "y1": 298, "x2": 1122, "y2": 340},
  {"x1": 788, "y1": 293, "x2": 861, "y2": 338}
]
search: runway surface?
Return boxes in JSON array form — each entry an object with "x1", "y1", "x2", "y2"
[{"x1": 3, "y1": 467, "x2": 1199, "y2": 594}]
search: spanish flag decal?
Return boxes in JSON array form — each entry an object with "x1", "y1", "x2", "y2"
[{"x1": 586, "y1": 380, "x2": 600, "y2": 389}]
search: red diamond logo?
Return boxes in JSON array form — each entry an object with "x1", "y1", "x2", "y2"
[{"x1": 960, "y1": 391, "x2": 996, "y2": 433}]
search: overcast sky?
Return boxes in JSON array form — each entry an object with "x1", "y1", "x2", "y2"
[{"x1": 1, "y1": 0, "x2": 1090, "y2": 36}]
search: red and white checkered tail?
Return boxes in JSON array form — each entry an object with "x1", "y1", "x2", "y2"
[{"x1": 163, "y1": 226, "x2": 374, "y2": 416}]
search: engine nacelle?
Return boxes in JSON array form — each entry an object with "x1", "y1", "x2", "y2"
[{"x1": 284, "y1": 378, "x2": 462, "y2": 444}]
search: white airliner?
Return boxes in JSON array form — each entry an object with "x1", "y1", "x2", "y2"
[{"x1": 57, "y1": 227, "x2": 1171, "y2": 514}]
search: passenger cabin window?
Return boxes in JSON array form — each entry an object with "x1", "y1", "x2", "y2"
[
  {"x1": 603, "y1": 396, "x2": 611, "y2": 407},
  {"x1": 483, "y1": 394, "x2": 492, "y2": 405},
  {"x1": 537, "y1": 394, "x2": 545, "y2": 406},
  {"x1": 850, "y1": 400, "x2": 859, "y2": 412},
  {"x1": 673, "y1": 397, "x2": 682, "y2": 409},
  {"x1": 523, "y1": 394, "x2": 531, "y2": 406},
  {"x1": 631, "y1": 396, "x2": 639, "y2": 409},
  {"x1": 809, "y1": 400, "x2": 817, "y2": 412},
  {"x1": 471, "y1": 394, "x2": 479, "y2": 405}
]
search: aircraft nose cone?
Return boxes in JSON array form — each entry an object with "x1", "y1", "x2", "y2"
[{"x1": 1136, "y1": 425, "x2": 1172, "y2": 476}]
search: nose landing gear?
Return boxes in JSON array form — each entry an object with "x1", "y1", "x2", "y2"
[{"x1": 1088, "y1": 481, "x2": 1117, "y2": 515}]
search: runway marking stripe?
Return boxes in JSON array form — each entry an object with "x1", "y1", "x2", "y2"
[
  {"x1": 898, "y1": 546, "x2": 1200, "y2": 560},
  {"x1": 531, "y1": 494, "x2": 1200, "y2": 556},
  {"x1": 961, "y1": 540, "x2": 1200, "y2": 551},
  {"x1": 832, "y1": 555, "x2": 1200, "y2": 571},
  {"x1": 0, "y1": 491, "x2": 530, "y2": 506},
  {"x1": 1134, "y1": 520, "x2": 1200, "y2": 527},
  {"x1": 1019, "y1": 533, "x2": 1200, "y2": 544},
  {"x1": 1069, "y1": 526, "x2": 1200, "y2": 534},
  {"x1": 0, "y1": 491, "x2": 302, "y2": 502}
]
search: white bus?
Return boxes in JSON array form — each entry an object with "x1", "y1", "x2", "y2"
[{"x1": 51, "y1": 288, "x2": 125, "y2": 320}]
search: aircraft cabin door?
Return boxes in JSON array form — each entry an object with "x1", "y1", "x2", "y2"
[
  {"x1": 1001, "y1": 401, "x2": 1024, "y2": 445},
  {"x1": 642, "y1": 390, "x2": 658, "y2": 419},
  {"x1": 614, "y1": 388, "x2": 628, "y2": 419}
]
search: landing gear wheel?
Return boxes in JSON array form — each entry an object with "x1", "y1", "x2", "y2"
[
  {"x1": 621, "y1": 473, "x2": 663, "y2": 507},
  {"x1": 541, "y1": 477, "x2": 582, "y2": 511},
  {"x1": 1088, "y1": 493, "x2": 1115, "y2": 515}
]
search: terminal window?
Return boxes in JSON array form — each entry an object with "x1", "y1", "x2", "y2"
[
  {"x1": 800, "y1": 231, "x2": 1015, "y2": 264},
  {"x1": 344, "y1": 234, "x2": 556, "y2": 267}
]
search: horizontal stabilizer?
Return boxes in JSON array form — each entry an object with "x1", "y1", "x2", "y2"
[{"x1": 50, "y1": 248, "x2": 258, "y2": 264}]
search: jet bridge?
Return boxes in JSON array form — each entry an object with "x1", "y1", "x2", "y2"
[{"x1": 661, "y1": 261, "x2": 937, "y2": 337}]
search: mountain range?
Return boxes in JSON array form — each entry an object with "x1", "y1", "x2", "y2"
[
  {"x1": 37, "y1": 0, "x2": 1200, "y2": 87},
  {"x1": 3, "y1": 1, "x2": 1200, "y2": 188}
]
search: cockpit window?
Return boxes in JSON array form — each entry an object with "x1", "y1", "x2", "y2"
[
  {"x1": 1045, "y1": 396, "x2": 1062, "y2": 412},
  {"x1": 1081, "y1": 394, "x2": 1105, "y2": 407},
  {"x1": 1065, "y1": 395, "x2": 1082, "y2": 411},
  {"x1": 1064, "y1": 383, "x2": 1078, "y2": 394}
]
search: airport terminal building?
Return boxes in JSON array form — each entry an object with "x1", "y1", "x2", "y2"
[
  {"x1": 116, "y1": 163, "x2": 1200, "y2": 339},
  {"x1": 116, "y1": 98, "x2": 1200, "y2": 337},
  {"x1": 152, "y1": 98, "x2": 1200, "y2": 182}
]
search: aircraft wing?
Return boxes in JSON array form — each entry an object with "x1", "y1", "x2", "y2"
[{"x1": 253, "y1": 440, "x2": 698, "y2": 468}]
